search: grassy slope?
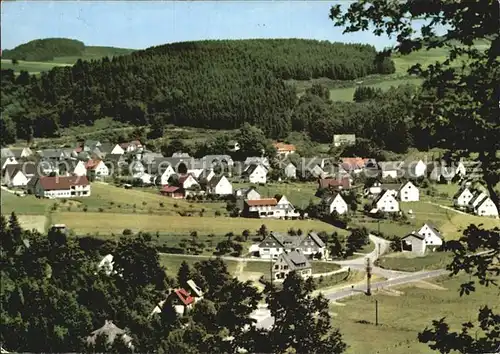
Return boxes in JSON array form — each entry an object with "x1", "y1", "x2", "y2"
[
  {"x1": 335, "y1": 275, "x2": 499, "y2": 354},
  {"x1": 377, "y1": 251, "x2": 453, "y2": 272},
  {"x1": 1, "y1": 45, "x2": 134, "y2": 73}
]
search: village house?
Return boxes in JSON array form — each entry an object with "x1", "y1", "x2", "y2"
[
  {"x1": 402, "y1": 224, "x2": 443, "y2": 256},
  {"x1": 340, "y1": 157, "x2": 368, "y2": 174},
  {"x1": 86, "y1": 320, "x2": 134, "y2": 350},
  {"x1": 120, "y1": 140, "x2": 143, "y2": 153},
  {"x1": 373, "y1": 190, "x2": 400, "y2": 213},
  {"x1": 244, "y1": 157, "x2": 270, "y2": 168},
  {"x1": 150, "y1": 280, "x2": 204, "y2": 317},
  {"x1": 1, "y1": 156, "x2": 18, "y2": 171},
  {"x1": 274, "y1": 142, "x2": 296, "y2": 157},
  {"x1": 235, "y1": 186, "x2": 261, "y2": 200},
  {"x1": 206, "y1": 175, "x2": 233, "y2": 196},
  {"x1": 201, "y1": 154, "x2": 234, "y2": 169},
  {"x1": 272, "y1": 250, "x2": 312, "y2": 280},
  {"x1": 274, "y1": 195, "x2": 301, "y2": 219},
  {"x1": 9, "y1": 147, "x2": 33, "y2": 159},
  {"x1": 159, "y1": 164, "x2": 177, "y2": 185},
  {"x1": 399, "y1": 181, "x2": 420, "y2": 202},
  {"x1": 85, "y1": 159, "x2": 110, "y2": 178},
  {"x1": 417, "y1": 223, "x2": 444, "y2": 249},
  {"x1": 364, "y1": 181, "x2": 399, "y2": 198},
  {"x1": 243, "y1": 198, "x2": 278, "y2": 218},
  {"x1": 227, "y1": 140, "x2": 240, "y2": 152},
  {"x1": 179, "y1": 174, "x2": 200, "y2": 190},
  {"x1": 323, "y1": 193, "x2": 349, "y2": 215},
  {"x1": 242, "y1": 163, "x2": 268, "y2": 184},
  {"x1": 318, "y1": 176, "x2": 352, "y2": 192},
  {"x1": 333, "y1": 134, "x2": 356, "y2": 147},
  {"x1": 401, "y1": 232, "x2": 427, "y2": 256},
  {"x1": 283, "y1": 162, "x2": 297, "y2": 179},
  {"x1": 453, "y1": 186, "x2": 474, "y2": 208},
  {"x1": 141, "y1": 151, "x2": 164, "y2": 165},
  {"x1": 32, "y1": 175, "x2": 91, "y2": 198},
  {"x1": 160, "y1": 185, "x2": 185, "y2": 199},
  {"x1": 59, "y1": 160, "x2": 87, "y2": 177},
  {"x1": 475, "y1": 196, "x2": 499, "y2": 217},
  {"x1": 377, "y1": 161, "x2": 404, "y2": 179},
  {"x1": 256, "y1": 231, "x2": 328, "y2": 259},
  {"x1": 1, "y1": 148, "x2": 15, "y2": 159},
  {"x1": 37, "y1": 149, "x2": 67, "y2": 162},
  {"x1": 2, "y1": 163, "x2": 37, "y2": 188},
  {"x1": 468, "y1": 191, "x2": 488, "y2": 212},
  {"x1": 428, "y1": 164, "x2": 457, "y2": 184},
  {"x1": 403, "y1": 159, "x2": 427, "y2": 179}
]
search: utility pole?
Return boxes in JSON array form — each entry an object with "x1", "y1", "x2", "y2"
[
  {"x1": 366, "y1": 257, "x2": 372, "y2": 296},
  {"x1": 375, "y1": 299, "x2": 379, "y2": 326},
  {"x1": 270, "y1": 255, "x2": 273, "y2": 288}
]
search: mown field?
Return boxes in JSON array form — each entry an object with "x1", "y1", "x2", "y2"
[
  {"x1": 377, "y1": 251, "x2": 453, "y2": 272},
  {"x1": 51, "y1": 211, "x2": 336, "y2": 236},
  {"x1": 335, "y1": 274, "x2": 499, "y2": 354}
]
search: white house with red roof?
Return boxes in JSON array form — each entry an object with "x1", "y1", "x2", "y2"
[
  {"x1": 160, "y1": 185, "x2": 185, "y2": 199},
  {"x1": 33, "y1": 176, "x2": 91, "y2": 198},
  {"x1": 85, "y1": 159, "x2": 109, "y2": 177},
  {"x1": 274, "y1": 142, "x2": 296, "y2": 157},
  {"x1": 243, "y1": 198, "x2": 278, "y2": 218}
]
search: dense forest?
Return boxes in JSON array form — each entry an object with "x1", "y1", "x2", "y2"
[
  {"x1": 1, "y1": 38, "x2": 397, "y2": 146},
  {"x1": 1, "y1": 213, "x2": 346, "y2": 353},
  {"x1": 1, "y1": 38, "x2": 87, "y2": 61}
]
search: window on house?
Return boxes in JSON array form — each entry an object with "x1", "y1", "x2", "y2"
[
  {"x1": 284, "y1": 265, "x2": 288, "y2": 270},
  {"x1": 274, "y1": 265, "x2": 279, "y2": 270}
]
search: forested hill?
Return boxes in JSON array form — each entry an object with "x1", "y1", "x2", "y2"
[
  {"x1": 1, "y1": 38, "x2": 395, "y2": 143},
  {"x1": 1, "y1": 38, "x2": 134, "y2": 62}
]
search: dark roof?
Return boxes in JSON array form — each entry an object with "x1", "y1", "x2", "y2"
[
  {"x1": 281, "y1": 250, "x2": 311, "y2": 270},
  {"x1": 323, "y1": 193, "x2": 345, "y2": 205},
  {"x1": 381, "y1": 183, "x2": 401, "y2": 191},
  {"x1": 402, "y1": 232, "x2": 425, "y2": 241},
  {"x1": 97, "y1": 142, "x2": 115, "y2": 154},
  {"x1": 207, "y1": 175, "x2": 224, "y2": 188},
  {"x1": 3, "y1": 163, "x2": 37, "y2": 177},
  {"x1": 86, "y1": 320, "x2": 132, "y2": 347},
  {"x1": 308, "y1": 232, "x2": 325, "y2": 248},
  {"x1": 37, "y1": 149, "x2": 64, "y2": 159},
  {"x1": 243, "y1": 163, "x2": 266, "y2": 176},
  {"x1": 259, "y1": 232, "x2": 301, "y2": 248}
]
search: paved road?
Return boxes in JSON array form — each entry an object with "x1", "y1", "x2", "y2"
[
  {"x1": 254, "y1": 269, "x2": 448, "y2": 329},
  {"x1": 334, "y1": 234, "x2": 409, "y2": 279}
]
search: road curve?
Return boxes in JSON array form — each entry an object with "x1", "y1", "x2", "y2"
[{"x1": 254, "y1": 269, "x2": 448, "y2": 329}]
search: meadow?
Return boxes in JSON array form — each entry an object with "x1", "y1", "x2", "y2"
[
  {"x1": 51, "y1": 211, "x2": 336, "y2": 236},
  {"x1": 377, "y1": 251, "x2": 453, "y2": 272},
  {"x1": 334, "y1": 274, "x2": 499, "y2": 354},
  {"x1": 1, "y1": 59, "x2": 70, "y2": 73}
]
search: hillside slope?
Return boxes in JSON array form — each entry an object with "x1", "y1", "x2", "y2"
[
  {"x1": 1, "y1": 38, "x2": 135, "y2": 71},
  {"x1": 1, "y1": 38, "x2": 395, "y2": 141}
]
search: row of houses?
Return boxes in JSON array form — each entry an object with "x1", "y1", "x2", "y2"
[
  {"x1": 453, "y1": 185, "x2": 498, "y2": 217},
  {"x1": 249, "y1": 231, "x2": 328, "y2": 260}
]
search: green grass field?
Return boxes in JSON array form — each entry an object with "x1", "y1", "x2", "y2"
[
  {"x1": 1, "y1": 59, "x2": 70, "y2": 73},
  {"x1": 377, "y1": 252, "x2": 453, "y2": 272},
  {"x1": 1, "y1": 192, "x2": 52, "y2": 215},
  {"x1": 51, "y1": 210, "x2": 336, "y2": 236},
  {"x1": 334, "y1": 275, "x2": 499, "y2": 354}
]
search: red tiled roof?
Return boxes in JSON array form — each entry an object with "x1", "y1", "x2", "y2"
[
  {"x1": 318, "y1": 177, "x2": 351, "y2": 189},
  {"x1": 39, "y1": 176, "x2": 89, "y2": 190},
  {"x1": 161, "y1": 185, "x2": 180, "y2": 193},
  {"x1": 274, "y1": 142, "x2": 296, "y2": 152},
  {"x1": 245, "y1": 198, "x2": 278, "y2": 206},
  {"x1": 174, "y1": 288, "x2": 195, "y2": 306},
  {"x1": 340, "y1": 157, "x2": 366, "y2": 170},
  {"x1": 85, "y1": 159, "x2": 102, "y2": 170}
]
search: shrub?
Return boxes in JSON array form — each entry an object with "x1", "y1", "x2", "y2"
[
  {"x1": 83, "y1": 206, "x2": 88, "y2": 212},
  {"x1": 235, "y1": 235, "x2": 245, "y2": 242},
  {"x1": 142, "y1": 201, "x2": 147, "y2": 206},
  {"x1": 110, "y1": 201, "x2": 115, "y2": 206},
  {"x1": 215, "y1": 210, "x2": 221, "y2": 216},
  {"x1": 61, "y1": 199, "x2": 67, "y2": 204},
  {"x1": 174, "y1": 203, "x2": 179, "y2": 208},
  {"x1": 159, "y1": 202, "x2": 164, "y2": 207},
  {"x1": 98, "y1": 207, "x2": 104, "y2": 212},
  {"x1": 122, "y1": 229, "x2": 133, "y2": 236}
]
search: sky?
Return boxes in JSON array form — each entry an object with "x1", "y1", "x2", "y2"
[{"x1": 2, "y1": 1, "x2": 409, "y2": 51}]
